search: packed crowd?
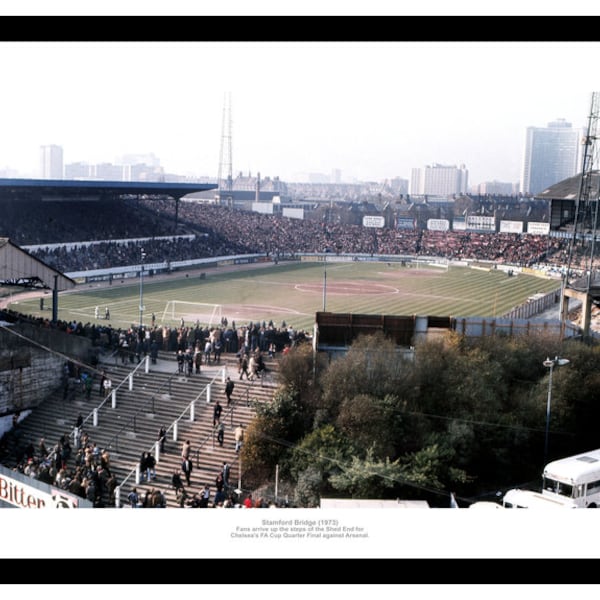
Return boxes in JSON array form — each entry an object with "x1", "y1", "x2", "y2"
[
  {"x1": 0, "y1": 197, "x2": 575, "y2": 272},
  {"x1": 29, "y1": 236, "x2": 242, "y2": 273},
  {"x1": 0, "y1": 305, "x2": 305, "y2": 367},
  {"x1": 9, "y1": 401, "x2": 118, "y2": 508},
  {"x1": 2, "y1": 197, "x2": 170, "y2": 246}
]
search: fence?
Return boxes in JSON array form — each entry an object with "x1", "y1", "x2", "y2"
[{"x1": 502, "y1": 288, "x2": 561, "y2": 320}]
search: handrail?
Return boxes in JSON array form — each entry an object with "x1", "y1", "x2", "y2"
[
  {"x1": 105, "y1": 366, "x2": 179, "y2": 454},
  {"x1": 114, "y1": 358, "x2": 277, "y2": 506},
  {"x1": 115, "y1": 364, "x2": 227, "y2": 506},
  {"x1": 61, "y1": 354, "x2": 148, "y2": 451},
  {"x1": 195, "y1": 390, "x2": 241, "y2": 468}
]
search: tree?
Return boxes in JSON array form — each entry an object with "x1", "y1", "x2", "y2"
[
  {"x1": 293, "y1": 466, "x2": 323, "y2": 508},
  {"x1": 319, "y1": 331, "x2": 410, "y2": 426},
  {"x1": 397, "y1": 442, "x2": 468, "y2": 499},
  {"x1": 336, "y1": 393, "x2": 400, "y2": 458},
  {"x1": 244, "y1": 326, "x2": 600, "y2": 503},
  {"x1": 242, "y1": 384, "x2": 318, "y2": 489},
  {"x1": 328, "y1": 448, "x2": 405, "y2": 498}
]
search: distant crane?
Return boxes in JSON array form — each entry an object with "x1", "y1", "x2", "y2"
[
  {"x1": 216, "y1": 92, "x2": 233, "y2": 204},
  {"x1": 560, "y1": 91, "x2": 600, "y2": 337}
]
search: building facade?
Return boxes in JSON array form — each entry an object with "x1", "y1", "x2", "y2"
[
  {"x1": 473, "y1": 180, "x2": 517, "y2": 196},
  {"x1": 410, "y1": 163, "x2": 468, "y2": 196},
  {"x1": 520, "y1": 118, "x2": 582, "y2": 196},
  {"x1": 40, "y1": 145, "x2": 63, "y2": 179}
]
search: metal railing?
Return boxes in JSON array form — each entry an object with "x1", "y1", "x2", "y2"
[
  {"x1": 64, "y1": 353, "x2": 149, "y2": 453},
  {"x1": 114, "y1": 363, "x2": 228, "y2": 507}
]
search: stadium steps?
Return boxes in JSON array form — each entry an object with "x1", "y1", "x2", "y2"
[
  {"x1": 103, "y1": 362, "x2": 273, "y2": 508},
  {"x1": 1, "y1": 351, "x2": 279, "y2": 508}
]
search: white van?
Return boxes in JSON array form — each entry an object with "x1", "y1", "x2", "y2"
[{"x1": 542, "y1": 448, "x2": 600, "y2": 508}]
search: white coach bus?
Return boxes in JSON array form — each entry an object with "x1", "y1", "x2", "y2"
[{"x1": 541, "y1": 448, "x2": 600, "y2": 508}]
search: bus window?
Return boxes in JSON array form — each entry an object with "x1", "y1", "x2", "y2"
[
  {"x1": 586, "y1": 480, "x2": 600, "y2": 495},
  {"x1": 543, "y1": 478, "x2": 573, "y2": 498}
]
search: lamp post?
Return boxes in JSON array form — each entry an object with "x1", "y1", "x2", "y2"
[
  {"x1": 322, "y1": 255, "x2": 327, "y2": 312},
  {"x1": 139, "y1": 247, "x2": 146, "y2": 328},
  {"x1": 542, "y1": 356, "x2": 570, "y2": 466}
]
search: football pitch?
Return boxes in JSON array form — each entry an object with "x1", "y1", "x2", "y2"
[{"x1": 9, "y1": 260, "x2": 561, "y2": 333}]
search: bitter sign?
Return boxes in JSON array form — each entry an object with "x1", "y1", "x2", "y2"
[{"x1": 0, "y1": 472, "x2": 81, "y2": 508}]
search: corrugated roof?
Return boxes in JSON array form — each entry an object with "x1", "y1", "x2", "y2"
[
  {"x1": 0, "y1": 177, "x2": 217, "y2": 200},
  {"x1": 536, "y1": 171, "x2": 600, "y2": 200},
  {"x1": 0, "y1": 237, "x2": 75, "y2": 290}
]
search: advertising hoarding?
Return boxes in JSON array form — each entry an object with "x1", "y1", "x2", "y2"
[
  {"x1": 499, "y1": 220, "x2": 524, "y2": 234},
  {"x1": 466, "y1": 215, "x2": 496, "y2": 232},
  {"x1": 396, "y1": 217, "x2": 415, "y2": 230},
  {"x1": 527, "y1": 222, "x2": 550, "y2": 235},
  {"x1": 363, "y1": 215, "x2": 385, "y2": 228},
  {"x1": 427, "y1": 219, "x2": 450, "y2": 231},
  {"x1": 0, "y1": 468, "x2": 84, "y2": 508}
]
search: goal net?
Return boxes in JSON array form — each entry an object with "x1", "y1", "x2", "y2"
[{"x1": 161, "y1": 301, "x2": 223, "y2": 328}]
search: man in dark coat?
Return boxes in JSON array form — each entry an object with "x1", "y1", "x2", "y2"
[
  {"x1": 225, "y1": 377, "x2": 235, "y2": 405},
  {"x1": 181, "y1": 457, "x2": 193, "y2": 486}
]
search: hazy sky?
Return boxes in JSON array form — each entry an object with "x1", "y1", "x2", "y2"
[{"x1": 2, "y1": 41, "x2": 599, "y2": 185}]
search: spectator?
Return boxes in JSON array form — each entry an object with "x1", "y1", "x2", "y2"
[
  {"x1": 225, "y1": 376, "x2": 235, "y2": 405},
  {"x1": 213, "y1": 400, "x2": 223, "y2": 426},
  {"x1": 216, "y1": 420, "x2": 225, "y2": 447},
  {"x1": 157, "y1": 426, "x2": 166, "y2": 453},
  {"x1": 181, "y1": 439, "x2": 191, "y2": 461},
  {"x1": 234, "y1": 424, "x2": 244, "y2": 453},
  {"x1": 146, "y1": 452, "x2": 156, "y2": 481},
  {"x1": 181, "y1": 456, "x2": 193, "y2": 487},
  {"x1": 172, "y1": 470, "x2": 185, "y2": 497},
  {"x1": 128, "y1": 487, "x2": 140, "y2": 508}
]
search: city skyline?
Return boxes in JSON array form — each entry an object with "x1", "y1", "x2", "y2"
[{"x1": 0, "y1": 41, "x2": 598, "y2": 186}]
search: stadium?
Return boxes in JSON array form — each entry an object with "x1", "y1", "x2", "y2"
[{"x1": 0, "y1": 173, "x2": 599, "y2": 509}]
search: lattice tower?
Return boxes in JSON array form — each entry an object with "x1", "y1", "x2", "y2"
[{"x1": 216, "y1": 92, "x2": 233, "y2": 201}]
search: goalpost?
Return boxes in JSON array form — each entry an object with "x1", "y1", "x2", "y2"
[{"x1": 161, "y1": 300, "x2": 223, "y2": 327}]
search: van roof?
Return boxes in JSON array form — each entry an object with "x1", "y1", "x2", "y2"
[
  {"x1": 468, "y1": 501, "x2": 503, "y2": 509},
  {"x1": 544, "y1": 448, "x2": 600, "y2": 481},
  {"x1": 503, "y1": 488, "x2": 574, "y2": 508}
]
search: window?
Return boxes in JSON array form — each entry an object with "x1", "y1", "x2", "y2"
[
  {"x1": 543, "y1": 477, "x2": 573, "y2": 498},
  {"x1": 586, "y1": 479, "x2": 600, "y2": 495}
]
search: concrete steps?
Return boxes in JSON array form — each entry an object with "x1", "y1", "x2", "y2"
[{"x1": 1, "y1": 350, "x2": 279, "y2": 508}]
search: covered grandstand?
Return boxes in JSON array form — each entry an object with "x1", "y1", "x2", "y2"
[{"x1": 0, "y1": 177, "x2": 218, "y2": 243}]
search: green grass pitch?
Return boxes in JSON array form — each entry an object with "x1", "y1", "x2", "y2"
[{"x1": 9, "y1": 261, "x2": 561, "y2": 333}]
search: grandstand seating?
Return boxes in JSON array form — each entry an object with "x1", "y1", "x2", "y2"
[{"x1": 2, "y1": 198, "x2": 572, "y2": 273}]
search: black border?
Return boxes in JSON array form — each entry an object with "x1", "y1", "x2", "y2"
[
  {"x1": 0, "y1": 558, "x2": 596, "y2": 583},
  {"x1": 0, "y1": 16, "x2": 597, "y2": 42},
  {"x1": 1, "y1": 17, "x2": 597, "y2": 583}
]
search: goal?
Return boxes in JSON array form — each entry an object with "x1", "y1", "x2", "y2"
[{"x1": 161, "y1": 301, "x2": 223, "y2": 328}]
